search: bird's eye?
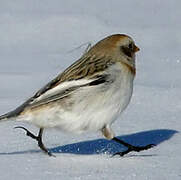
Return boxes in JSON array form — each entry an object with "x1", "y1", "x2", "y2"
[
  {"x1": 128, "y1": 43, "x2": 133, "y2": 50},
  {"x1": 121, "y1": 46, "x2": 132, "y2": 58}
]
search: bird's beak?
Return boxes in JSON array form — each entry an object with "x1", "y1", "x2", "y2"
[{"x1": 133, "y1": 45, "x2": 140, "y2": 53}]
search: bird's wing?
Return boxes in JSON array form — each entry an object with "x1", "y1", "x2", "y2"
[
  {"x1": 33, "y1": 54, "x2": 111, "y2": 98},
  {"x1": 27, "y1": 73, "x2": 110, "y2": 108},
  {"x1": 6, "y1": 55, "x2": 112, "y2": 117}
]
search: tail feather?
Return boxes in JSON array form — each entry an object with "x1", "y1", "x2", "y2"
[
  {"x1": 0, "y1": 112, "x2": 13, "y2": 121},
  {"x1": 0, "y1": 108, "x2": 24, "y2": 121},
  {"x1": 0, "y1": 107, "x2": 24, "y2": 121},
  {"x1": 0, "y1": 98, "x2": 33, "y2": 121}
]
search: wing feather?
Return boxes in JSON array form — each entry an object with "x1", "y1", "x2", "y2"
[
  {"x1": 28, "y1": 74, "x2": 111, "y2": 108},
  {"x1": 34, "y1": 55, "x2": 111, "y2": 98},
  {"x1": 5, "y1": 54, "x2": 112, "y2": 117}
]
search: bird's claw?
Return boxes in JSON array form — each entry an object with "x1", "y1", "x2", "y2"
[
  {"x1": 14, "y1": 126, "x2": 38, "y2": 140},
  {"x1": 112, "y1": 143, "x2": 156, "y2": 157}
]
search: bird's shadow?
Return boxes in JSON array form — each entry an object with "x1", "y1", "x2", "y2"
[{"x1": 0, "y1": 129, "x2": 178, "y2": 156}]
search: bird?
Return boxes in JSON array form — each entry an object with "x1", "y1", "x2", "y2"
[{"x1": 0, "y1": 34, "x2": 155, "y2": 156}]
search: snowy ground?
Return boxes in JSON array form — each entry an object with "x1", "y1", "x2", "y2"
[{"x1": 0, "y1": 1, "x2": 181, "y2": 179}]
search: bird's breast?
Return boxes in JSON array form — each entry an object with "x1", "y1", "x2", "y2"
[{"x1": 59, "y1": 62, "x2": 134, "y2": 133}]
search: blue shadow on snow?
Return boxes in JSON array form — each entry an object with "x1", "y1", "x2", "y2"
[
  {"x1": 0, "y1": 129, "x2": 178, "y2": 155},
  {"x1": 50, "y1": 129, "x2": 178, "y2": 155}
]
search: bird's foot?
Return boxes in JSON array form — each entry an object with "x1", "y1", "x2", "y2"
[
  {"x1": 113, "y1": 144, "x2": 155, "y2": 157},
  {"x1": 14, "y1": 126, "x2": 54, "y2": 157},
  {"x1": 15, "y1": 126, "x2": 38, "y2": 140}
]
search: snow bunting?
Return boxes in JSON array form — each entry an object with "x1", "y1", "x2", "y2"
[{"x1": 0, "y1": 34, "x2": 155, "y2": 156}]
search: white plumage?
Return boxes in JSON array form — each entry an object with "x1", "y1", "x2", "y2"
[
  {"x1": 19, "y1": 62, "x2": 134, "y2": 138},
  {"x1": 0, "y1": 34, "x2": 154, "y2": 157}
]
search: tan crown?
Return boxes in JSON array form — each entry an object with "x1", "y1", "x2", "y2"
[{"x1": 87, "y1": 34, "x2": 139, "y2": 58}]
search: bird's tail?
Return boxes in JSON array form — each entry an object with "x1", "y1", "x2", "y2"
[
  {"x1": 0, "y1": 114, "x2": 8, "y2": 121},
  {"x1": 0, "y1": 106, "x2": 23, "y2": 121},
  {"x1": 0, "y1": 98, "x2": 32, "y2": 122},
  {"x1": 0, "y1": 111, "x2": 15, "y2": 121}
]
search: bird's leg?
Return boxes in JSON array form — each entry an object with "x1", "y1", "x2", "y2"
[
  {"x1": 112, "y1": 137, "x2": 155, "y2": 157},
  {"x1": 14, "y1": 126, "x2": 53, "y2": 156},
  {"x1": 37, "y1": 128, "x2": 53, "y2": 156}
]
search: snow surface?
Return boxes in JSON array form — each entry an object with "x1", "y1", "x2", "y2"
[{"x1": 0, "y1": 0, "x2": 181, "y2": 179}]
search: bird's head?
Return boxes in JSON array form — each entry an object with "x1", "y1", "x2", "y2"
[{"x1": 87, "y1": 34, "x2": 140, "y2": 74}]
